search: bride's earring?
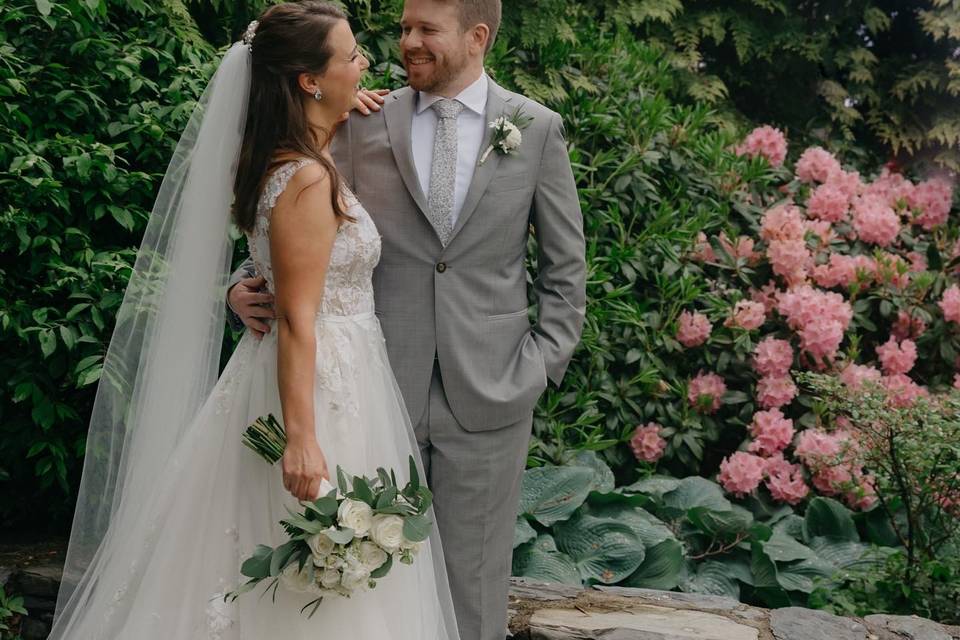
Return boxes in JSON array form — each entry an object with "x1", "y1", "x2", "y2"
[{"x1": 313, "y1": 88, "x2": 323, "y2": 102}]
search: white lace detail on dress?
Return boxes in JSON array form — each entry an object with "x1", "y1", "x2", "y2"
[{"x1": 246, "y1": 159, "x2": 381, "y2": 316}]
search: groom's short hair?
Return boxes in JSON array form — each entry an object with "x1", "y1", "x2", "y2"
[{"x1": 449, "y1": 0, "x2": 501, "y2": 54}]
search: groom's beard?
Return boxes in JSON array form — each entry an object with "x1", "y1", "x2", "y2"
[{"x1": 403, "y1": 46, "x2": 470, "y2": 94}]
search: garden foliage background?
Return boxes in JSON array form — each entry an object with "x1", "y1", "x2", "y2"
[{"x1": 3, "y1": 0, "x2": 960, "y2": 623}]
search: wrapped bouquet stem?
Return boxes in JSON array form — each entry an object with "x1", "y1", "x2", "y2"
[{"x1": 227, "y1": 414, "x2": 433, "y2": 616}]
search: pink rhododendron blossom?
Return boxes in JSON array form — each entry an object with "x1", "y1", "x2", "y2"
[
  {"x1": 766, "y1": 465, "x2": 810, "y2": 505},
  {"x1": 725, "y1": 300, "x2": 766, "y2": 330},
  {"x1": 794, "y1": 429, "x2": 847, "y2": 468},
  {"x1": 718, "y1": 451, "x2": 766, "y2": 497},
  {"x1": 756, "y1": 374, "x2": 798, "y2": 409},
  {"x1": 812, "y1": 464, "x2": 855, "y2": 497},
  {"x1": 839, "y1": 363, "x2": 882, "y2": 391},
  {"x1": 795, "y1": 147, "x2": 841, "y2": 184},
  {"x1": 863, "y1": 168, "x2": 915, "y2": 208},
  {"x1": 876, "y1": 336, "x2": 917, "y2": 375},
  {"x1": 846, "y1": 475, "x2": 878, "y2": 511},
  {"x1": 891, "y1": 310, "x2": 926, "y2": 340},
  {"x1": 762, "y1": 453, "x2": 794, "y2": 478},
  {"x1": 777, "y1": 286, "x2": 853, "y2": 332},
  {"x1": 630, "y1": 423, "x2": 667, "y2": 463},
  {"x1": 826, "y1": 169, "x2": 863, "y2": 200},
  {"x1": 940, "y1": 285, "x2": 960, "y2": 323},
  {"x1": 812, "y1": 254, "x2": 862, "y2": 289},
  {"x1": 748, "y1": 408, "x2": 795, "y2": 456},
  {"x1": 676, "y1": 310, "x2": 712, "y2": 348},
  {"x1": 803, "y1": 219, "x2": 835, "y2": 245},
  {"x1": 798, "y1": 318, "x2": 845, "y2": 362},
  {"x1": 688, "y1": 371, "x2": 727, "y2": 414},
  {"x1": 807, "y1": 182, "x2": 850, "y2": 222},
  {"x1": 761, "y1": 204, "x2": 805, "y2": 242},
  {"x1": 908, "y1": 178, "x2": 952, "y2": 230},
  {"x1": 692, "y1": 232, "x2": 716, "y2": 262},
  {"x1": 716, "y1": 233, "x2": 761, "y2": 264},
  {"x1": 750, "y1": 281, "x2": 781, "y2": 313},
  {"x1": 880, "y1": 374, "x2": 927, "y2": 408},
  {"x1": 767, "y1": 238, "x2": 811, "y2": 286},
  {"x1": 906, "y1": 251, "x2": 928, "y2": 273},
  {"x1": 852, "y1": 194, "x2": 901, "y2": 246},
  {"x1": 753, "y1": 337, "x2": 794, "y2": 377},
  {"x1": 736, "y1": 125, "x2": 788, "y2": 167}
]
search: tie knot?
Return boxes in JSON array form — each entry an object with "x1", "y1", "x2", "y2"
[{"x1": 431, "y1": 98, "x2": 464, "y2": 120}]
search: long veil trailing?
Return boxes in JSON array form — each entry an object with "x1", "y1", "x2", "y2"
[
  {"x1": 51, "y1": 42, "x2": 251, "y2": 632},
  {"x1": 51, "y1": 39, "x2": 462, "y2": 640}
]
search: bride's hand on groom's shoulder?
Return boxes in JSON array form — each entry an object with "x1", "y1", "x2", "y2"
[
  {"x1": 281, "y1": 437, "x2": 330, "y2": 501},
  {"x1": 351, "y1": 88, "x2": 389, "y2": 116}
]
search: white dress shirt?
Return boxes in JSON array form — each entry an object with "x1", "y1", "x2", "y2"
[{"x1": 411, "y1": 73, "x2": 488, "y2": 229}]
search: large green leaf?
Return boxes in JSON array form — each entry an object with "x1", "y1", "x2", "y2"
[
  {"x1": 620, "y1": 538, "x2": 685, "y2": 590},
  {"x1": 511, "y1": 534, "x2": 581, "y2": 585},
  {"x1": 566, "y1": 449, "x2": 615, "y2": 493},
  {"x1": 751, "y1": 545, "x2": 790, "y2": 607},
  {"x1": 762, "y1": 531, "x2": 816, "y2": 563},
  {"x1": 808, "y1": 536, "x2": 896, "y2": 571},
  {"x1": 688, "y1": 505, "x2": 754, "y2": 538},
  {"x1": 772, "y1": 514, "x2": 806, "y2": 541},
  {"x1": 803, "y1": 497, "x2": 858, "y2": 542},
  {"x1": 681, "y1": 560, "x2": 740, "y2": 600},
  {"x1": 554, "y1": 512, "x2": 645, "y2": 584},
  {"x1": 621, "y1": 475, "x2": 681, "y2": 500},
  {"x1": 583, "y1": 503, "x2": 675, "y2": 547},
  {"x1": 514, "y1": 517, "x2": 537, "y2": 549},
  {"x1": 661, "y1": 477, "x2": 732, "y2": 518},
  {"x1": 519, "y1": 466, "x2": 593, "y2": 526},
  {"x1": 776, "y1": 557, "x2": 836, "y2": 593}
]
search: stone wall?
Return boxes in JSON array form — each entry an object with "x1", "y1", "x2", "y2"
[{"x1": 3, "y1": 560, "x2": 959, "y2": 640}]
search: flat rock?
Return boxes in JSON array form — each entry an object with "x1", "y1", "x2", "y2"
[
  {"x1": 528, "y1": 604, "x2": 760, "y2": 640},
  {"x1": 16, "y1": 564, "x2": 63, "y2": 598},
  {"x1": 864, "y1": 614, "x2": 954, "y2": 640},
  {"x1": 593, "y1": 586, "x2": 743, "y2": 613},
  {"x1": 770, "y1": 607, "x2": 867, "y2": 640},
  {"x1": 510, "y1": 578, "x2": 583, "y2": 602}
]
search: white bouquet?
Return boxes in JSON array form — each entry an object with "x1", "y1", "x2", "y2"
[{"x1": 225, "y1": 415, "x2": 432, "y2": 617}]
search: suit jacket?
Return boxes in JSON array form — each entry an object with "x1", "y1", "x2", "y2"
[{"x1": 231, "y1": 78, "x2": 585, "y2": 431}]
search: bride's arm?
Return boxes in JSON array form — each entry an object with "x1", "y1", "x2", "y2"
[{"x1": 270, "y1": 164, "x2": 339, "y2": 501}]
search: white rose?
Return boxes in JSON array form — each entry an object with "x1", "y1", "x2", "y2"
[
  {"x1": 337, "y1": 499, "x2": 373, "y2": 537},
  {"x1": 318, "y1": 567, "x2": 342, "y2": 590},
  {"x1": 503, "y1": 123, "x2": 522, "y2": 149},
  {"x1": 306, "y1": 531, "x2": 336, "y2": 562},
  {"x1": 490, "y1": 116, "x2": 508, "y2": 130},
  {"x1": 369, "y1": 514, "x2": 405, "y2": 552},
  {"x1": 323, "y1": 553, "x2": 345, "y2": 570},
  {"x1": 356, "y1": 540, "x2": 389, "y2": 571},
  {"x1": 280, "y1": 562, "x2": 319, "y2": 594},
  {"x1": 340, "y1": 559, "x2": 372, "y2": 591}
]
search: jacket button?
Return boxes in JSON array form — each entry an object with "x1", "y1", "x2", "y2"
[{"x1": 436, "y1": 262, "x2": 447, "y2": 273}]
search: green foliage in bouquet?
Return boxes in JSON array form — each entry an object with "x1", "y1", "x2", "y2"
[{"x1": 232, "y1": 414, "x2": 433, "y2": 616}]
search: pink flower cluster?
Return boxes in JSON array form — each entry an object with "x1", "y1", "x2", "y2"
[
  {"x1": 852, "y1": 194, "x2": 901, "y2": 246},
  {"x1": 688, "y1": 371, "x2": 726, "y2": 414},
  {"x1": 725, "y1": 300, "x2": 766, "y2": 331},
  {"x1": 891, "y1": 310, "x2": 926, "y2": 340},
  {"x1": 748, "y1": 409, "x2": 795, "y2": 456},
  {"x1": 677, "y1": 310, "x2": 712, "y2": 347},
  {"x1": 763, "y1": 454, "x2": 810, "y2": 505},
  {"x1": 940, "y1": 285, "x2": 960, "y2": 324},
  {"x1": 754, "y1": 337, "x2": 794, "y2": 377},
  {"x1": 812, "y1": 254, "x2": 876, "y2": 289},
  {"x1": 735, "y1": 126, "x2": 788, "y2": 167},
  {"x1": 756, "y1": 374, "x2": 797, "y2": 409},
  {"x1": 840, "y1": 363, "x2": 882, "y2": 390},
  {"x1": 795, "y1": 147, "x2": 841, "y2": 184},
  {"x1": 876, "y1": 336, "x2": 917, "y2": 376},
  {"x1": 807, "y1": 182, "x2": 850, "y2": 222},
  {"x1": 908, "y1": 178, "x2": 952, "y2": 230},
  {"x1": 717, "y1": 451, "x2": 766, "y2": 497},
  {"x1": 793, "y1": 428, "x2": 874, "y2": 508},
  {"x1": 777, "y1": 286, "x2": 853, "y2": 362},
  {"x1": 630, "y1": 423, "x2": 667, "y2": 463}
]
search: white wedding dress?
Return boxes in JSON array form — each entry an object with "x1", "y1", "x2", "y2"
[{"x1": 50, "y1": 158, "x2": 457, "y2": 639}]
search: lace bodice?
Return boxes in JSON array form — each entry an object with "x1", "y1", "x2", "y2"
[{"x1": 247, "y1": 158, "x2": 381, "y2": 316}]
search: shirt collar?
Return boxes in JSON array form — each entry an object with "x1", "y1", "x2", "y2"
[{"x1": 416, "y1": 72, "x2": 488, "y2": 116}]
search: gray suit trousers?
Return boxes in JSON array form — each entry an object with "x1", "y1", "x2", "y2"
[{"x1": 419, "y1": 362, "x2": 531, "y2": 640}]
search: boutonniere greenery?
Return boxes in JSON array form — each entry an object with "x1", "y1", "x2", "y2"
[{"x1": 479, "y1": 106, "x2": 533, "y2": 165}]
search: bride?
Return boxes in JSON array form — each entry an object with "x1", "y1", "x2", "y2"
[{"x1": 48, "y1": 2, "x2": 460, "y2": 638}]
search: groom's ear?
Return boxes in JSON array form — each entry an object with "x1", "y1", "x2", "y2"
[{"x1": 467, "y1": 23, "x2": 491, "y2": 57}]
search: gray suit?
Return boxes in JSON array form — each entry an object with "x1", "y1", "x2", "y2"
[{"x1": 230, "y1": 79, "x2": 585, "y2": 640}]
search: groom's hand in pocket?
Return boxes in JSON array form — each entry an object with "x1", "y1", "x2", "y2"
[{"x1": 228, "y1": 275, "x2": 274, "y2": 338}]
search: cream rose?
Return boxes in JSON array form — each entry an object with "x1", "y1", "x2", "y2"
[
  {"x1": 337, "y1": 499, "x2": 373, "y2": 537},
  {"x1": 281, "y1": 562, "x2": 319, "y2": 594},
  {"x1": 503, "y1": 122, "x2": 522, "y2": 149},
  {"x1": 306, "y1": 530, "x2": 336, "y2": 562},
  {"x1": 318, "y1": 567, "x2": 342, "y2": 590},
  {"x1": 357, "y1": 540, "x2": 389, "y2": 571},
  {"x1": 369, "y1": 514, "x2": 405, "y2": 552},
  {"x1": 340, "y1": 560, "x2": 372, "y2": 591}
]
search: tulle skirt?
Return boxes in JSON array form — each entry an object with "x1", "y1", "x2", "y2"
[{"x1": 50, "y1": 312, "x2": 458, "y2": 639}]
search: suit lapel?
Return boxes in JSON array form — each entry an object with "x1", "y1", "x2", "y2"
[
  {"x1": 383, "y1": 88, "x2": 430, "y2": 219},
  {"x1": 450, "y1": 81, "x2": 512, "y2": 241}
]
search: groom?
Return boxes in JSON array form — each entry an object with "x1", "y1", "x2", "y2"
[{"x1": 229, "y1": 1, "x2": 585, "y2": 638}]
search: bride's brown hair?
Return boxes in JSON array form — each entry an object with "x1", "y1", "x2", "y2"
[{"x1": 232, "y1": 1, "x2": 352, "y2": 232}]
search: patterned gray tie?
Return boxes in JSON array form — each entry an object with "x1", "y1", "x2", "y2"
[{"x1": 427, "y1": 98, "x2": 464, "y2": 246}]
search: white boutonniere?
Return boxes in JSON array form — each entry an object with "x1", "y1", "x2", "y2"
[{"x1": 479, "y1": 106, "x2": 533, "y2": 165}]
